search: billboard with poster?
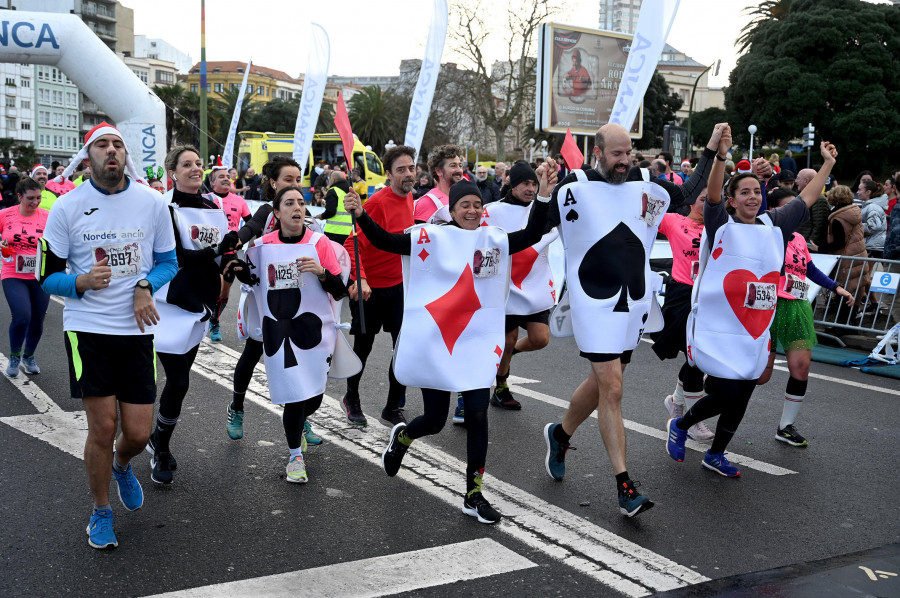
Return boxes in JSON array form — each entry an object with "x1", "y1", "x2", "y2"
[{"x1": 535, "y1": 23, "x2": 642, "y2": 138}]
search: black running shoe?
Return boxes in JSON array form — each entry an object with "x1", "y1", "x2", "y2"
[
  {"x1": 491, "y1": 385, "x2": 521, "y2": 410},
  {"x1": 776, "y1": 424, "x2": 808, "y2": 447},
  {"x1": 382, "y1": 423, "x2": 409, "y2": 477},
  {"x1": 618, "y1": 480, "x2": 654, "y2": 518},
  {"x1": 150, "y1": 450, "x2": 174, "y2": 485},
  {"x1": 145, "y1": 433, "x2": 177, "y2": 470},
  {"x1": 381, "y1": 408, "x2": 407, "y2": 426},
  {"x1": 342, "y1": 393, "x2": 368, "y2": 426},
  {"x1": 462, "y1": 492, "x2": 502, "y2": 524}
]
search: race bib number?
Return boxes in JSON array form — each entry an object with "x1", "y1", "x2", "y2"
[
  {"x1": 640, "y1": 192, "x2": 667, "y2": 226},
  {"x1": 94, "y1": 243, "x2": 141, "y2": 279},
  {"x1": 15, "y1": 254, "x2": 36, "y2": 274},
  {"x1": 473, "y1": 247, "x2": 501, "y2": 278},
  {"x1": 190, "y1": 224, "x2": 221, "y2": 249},
  {"x1": 267, "y1": 260, "x2": 303, "y2": 290},
  {"x1": 745, "y1": 282, "x2": 777, "y2": 310},
  {"x1": 785, "y1": 274, "x2": 809, "y2": 300}
]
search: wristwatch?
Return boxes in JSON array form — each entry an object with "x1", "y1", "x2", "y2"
[{"x1": 135, "y1": 279, "x2": 152, "y2": 292}]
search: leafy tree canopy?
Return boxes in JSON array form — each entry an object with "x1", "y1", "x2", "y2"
[{"x1": 635, "y1": 70, "x2": 683, "y2": 151}]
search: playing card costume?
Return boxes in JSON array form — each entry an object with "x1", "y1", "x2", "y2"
[{"x1": 357, "y1": 180, "x2": 550, "y2": 523}]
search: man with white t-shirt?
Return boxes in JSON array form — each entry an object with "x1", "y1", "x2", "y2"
[
  {"x1": 413, "y1": 144, "x2": 464, "y2": 224},
  {"x1": 38, "y1": 122, "x2": 178, "y2": 550}
]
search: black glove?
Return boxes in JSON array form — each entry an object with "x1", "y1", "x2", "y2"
[
  {"x1": 216, "y1": 230, "x2": 240, "y2": 256},
  {"x1": 226, "y1": 258, "x2": 254, "y2": 284}
]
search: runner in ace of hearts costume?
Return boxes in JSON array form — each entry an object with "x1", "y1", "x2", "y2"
[
  {"x1": 343, "y1": 166, "x2": 556, "y2": 526},
  {"x1": 667, "y1": 131, "x2": 839, "y2": 478}
]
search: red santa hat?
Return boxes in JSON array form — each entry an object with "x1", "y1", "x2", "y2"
[
  {"x1": 736, "y1": 159, "x2": 752, "y2": 174},
  {"x1": 210, "y1": 155, "x2": 227, "y2": 173},
  {"x1": 681, "y1": 159, "x2": 691, "y2": 166},
  {"x1": 55, "y1": 122, "x2": 142, "y2": 184},
  {"x1": 31, "y1": 164, "x2": 49, "y2": 178}
]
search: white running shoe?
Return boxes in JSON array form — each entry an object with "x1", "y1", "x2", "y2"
[
  {"x1": 664, "y1": 395, "x2": 684, "y2": 419},
  {"x1": 286, "y1": 455, "x2": 308, "y2": 483}
]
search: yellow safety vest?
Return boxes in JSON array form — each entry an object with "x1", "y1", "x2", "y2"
[
  {"x1": 323, "y1": 187, "x2": 353, "y2": 235},
  {"x1": 39, "y1": 189, "x2": 58, "y2": 210}
]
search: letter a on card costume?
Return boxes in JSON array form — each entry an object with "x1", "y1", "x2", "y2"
[
  {"x1": 687, "y1": 213, "x2": 785, "y2": 380},
  {"x1": 481, "y1": 202, "x2": 559, "y2": 315},
  {"x1": 394, "y1": 224, "x2": 510, "y2": 392},
  {"x1": 553, "y1": 169, "x2": 668, "y2": 353}
]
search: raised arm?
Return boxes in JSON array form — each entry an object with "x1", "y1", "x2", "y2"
[
  {"x1": 705, "y1": 124, "x2": 732, "y2": 205},
  {"x1": 343, "y1": 188, "x2": 412, "y2": 255},
  {"x1": 799, "y1": 142, "x2": 837, "y2": 209}
]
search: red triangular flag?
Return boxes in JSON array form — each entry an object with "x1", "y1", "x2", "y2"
[
  {"x1": 334, "y1": 93, "x2": 355, "y2": 173},
  {"x1": 560, "y1": 128, "x2": 584, "y2": 171}
]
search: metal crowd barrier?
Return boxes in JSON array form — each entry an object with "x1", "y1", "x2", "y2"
[{"x1": 813, "y1": 255, "x2": 900, "y2": 346}]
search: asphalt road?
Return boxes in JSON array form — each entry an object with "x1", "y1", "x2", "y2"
[{"x1": 1, "y1": 291, "x2": 898, "y2": 597}]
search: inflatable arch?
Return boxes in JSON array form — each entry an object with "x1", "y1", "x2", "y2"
[{"x1": 0, "y1": 12, "x2": 165, "y2": 170}]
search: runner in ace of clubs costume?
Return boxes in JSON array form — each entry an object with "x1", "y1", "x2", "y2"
[{"x1": 342, "y1": 160, "x2": 558, "y2": 525}]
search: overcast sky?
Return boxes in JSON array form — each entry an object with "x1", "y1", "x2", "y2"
[{"x1": 121, "y1": 0, "x2": 762, "y2": 87}]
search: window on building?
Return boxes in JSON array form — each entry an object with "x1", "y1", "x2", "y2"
[
  {"x1": 5, "y1": 118, "x2": 14, "y2": 129},
  {"x1": 38, "y1": 89, "x2": 50, "y2": 104},
  {"x1": 68, "y1": 135, "x2": 77, "y2": 148},
  {"x1": 231, "y1": 83, "x2": 240, "y2": 91},
  {"x1": 66, "y1": 93, "x2": 77, "y2": 107},
  {"x1": 156, "y1": 71, "x2": 174, "y2": 84},
  {"x1": 20, "y1": 122, "x2": 30, "y2": 131},
  {"x1": 53, "y1": 112, "x2": 63, "y2": 128},
  {"x1": 53, "y1": 135, "x2": 63, "y2": 149},
  {"x1": 52, "y1": 90, "x2": 63, "y2": 106},
  {"x1": 51, "y1": 68, "x2": 60, "y2": 82},
  {"x1": 134, "y1": 70, "x2": 148, "y2": 84},
  {"x1": 257, "y1": 86, "x2": 264, "y2": 95},
  {"x1": 20, "y1": 78, "x2": 29, "y2": 88},
  {"x1": 67, "y1": 114, "x2": 77, "y2": 129},
  {"x1": 214, "y1": 83, "x2": 224, "y2": 93},
  {"x1": 191, "y1": 83, "x2": 198, "y2": 93},
  {"x1": 39, "y1": 111, "x2": 50, "y2": 126},
  {"x1": 20, "y1": 99, "x2": 30, "y2": 109},
  {"x1": 5, "y1": 77, "x2": 15, "y2": 86},
  {"x1": 5, "y1": 97, "x2": 14, "y2": 108}
]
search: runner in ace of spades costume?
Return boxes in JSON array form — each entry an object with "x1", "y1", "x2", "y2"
[
  {"x1": 342, "y1": 161, "x2": 558, "y2": 525},
  {"x1": 542, "y1": 123, "x2": 721, "y2": 518},
  {"x1": 666, "y1": 129, "x2": 838, "y2": 478}
]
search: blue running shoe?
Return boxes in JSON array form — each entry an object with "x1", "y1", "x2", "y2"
[
  {"x1": 303, "y1": 420, "x2": 323, "y2": 445},
  {"x1": 86, "y1": 508, "x2": 117, "y2": 549},
  {"x1": 543, "y1": 423, "x2": 572, "y2": 481},
  {"x1": 702, "y1": 451, "x2": 740, "y2": 477},
  {"x1": 618, "y1": 479, "x2": 654, "y2": 518},
  {"x1": 666, "y1": 418, "x2": 687, "y2": 462},
  {"x1": 453, "y1": 394, "x2": 465, "y2": 425},
  {"x1": 227, "y1": 405, "x2": 244, "y2": 440},
  {"x1": 209, "y1": 322, "x2": 222, "y2": 342},
  {"x1": 21, "y1": 355, "x2": 40, "y2": 374},
  {"x1": 5, "y1": 355, "x2": 20, "y2": 378},
  {"x1": 112, "y1": 458, "x2": 143, "y2": 511}
]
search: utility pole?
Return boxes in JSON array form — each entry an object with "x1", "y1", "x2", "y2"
[
  {"x1": 199, "y1": 0, "x2": 208, "y2": 165},
  {"x1": 803, "y1": 123, "x2": 815, "y2": 169}
]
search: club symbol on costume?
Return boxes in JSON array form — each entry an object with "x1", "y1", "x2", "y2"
[
  {"x1": 565, "y1": 209, "x2": 579, "y2": 222},
  {"x1": 263, "y1": 288, "x2": 323, "y2": 368},
  {"x1": 578, "y1": 222, "x2": 645, "y2": 312}
]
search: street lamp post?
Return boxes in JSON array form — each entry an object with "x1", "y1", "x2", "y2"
[
  {"x1": 528, "y1": 138, "x2": 535, "y2": 162},
  {"x1": 686, "y1": 60, "x2": 720, "y2": 155},
  {"x1": 541, "y1": 140, "x2": 548, "y2": 159},
  {"x1": 748, "y1": 124, "x2": 757, "y2": 162}
]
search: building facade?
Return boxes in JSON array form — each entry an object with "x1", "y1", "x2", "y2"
[
  {"x1": 34, "y1": 65, "x2": 80, "y2": 165},
  {"x1": 0, "y1": 64, "x2": 36, "y2": 160},
  {"x1": 134, "y1": 36, "x2": 193, "y2": 74},
  {"x1": 186, "y1": 62, "x2": 303, "y2": 104},
  {"x1": 599, "y1": 0, "x2": 641, "y2": 36}
]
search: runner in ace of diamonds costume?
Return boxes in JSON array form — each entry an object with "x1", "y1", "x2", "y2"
[
  {"x1": 666, "y1": 129, "x2": 839, "y2": 478},
  {"x1": 342, "y1": 161, "x2": 558, "y2": 525},
  {"x1": 542, "y1": 122, "x2": 721, "y2": 518}
]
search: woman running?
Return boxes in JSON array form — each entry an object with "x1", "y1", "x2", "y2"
[
  {"x1": 666, "y1": 128, "x2": 837, "y2": 477},
  {"x1": 145, "y1": 146, "x2": 238, "y2": 484},
  {"x1": 342, "y1": 161, "x2": 557, "y2": 524},
  {"x1": 651, "y1": 186, "x2": 713, "y2": 442},
  {"x1": 231, "y1": 186, "x2": 347, "y2": 482},
  {"x1": 228, "y1": 157, "x2": 324, "y2": 445},
  {"x1": 756, "y1": 188, "x2": 853, "y2": 447},
  {"x1": 1, "y1": 177, "x2": 51, "y2": 377}
]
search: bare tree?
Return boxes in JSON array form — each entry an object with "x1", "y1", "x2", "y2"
[{"x1": 449, "y1": 0, "x2": 555, "y2": 160}]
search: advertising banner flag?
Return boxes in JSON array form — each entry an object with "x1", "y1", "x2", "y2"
[
  {"x1": 403, "y1": 0, "x2": 448, "y2": 156},
  {"x1": 293, "y1": 23, "x2": 330, "y2": 172},
  {"x1": 222, "y1": 59, "x2": 252, "y2": 170}
]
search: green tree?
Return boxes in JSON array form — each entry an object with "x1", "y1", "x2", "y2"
[
  {"x1": 725, "y1": 0, "x2": 900, "y2": 176},
  {"x1": 682, "y1": 107, "x2": 727, "y2": 148},
  {"x1": 634, "y1": 70, "x2": 683, "y2": 151},
  {"x1": 12, "y1": 143, "x2": 37, "y2": 170},
  {"x1": 348, "y1": 86, "x2": 404, "y2": 152},
  {"x1": 0, "y1": 137, "x2": 15, "y2": 163},
  {"x1": 735, "y1": 0, "x2": 794, "y2": 53},
  {"x1": 212, "y1": 86, "x2": 260, "y2": 165},
  {"x1": 152, "y1": 84, "x2": 185, "y2": 150}
]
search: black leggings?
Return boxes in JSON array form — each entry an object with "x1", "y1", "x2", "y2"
[
  {"x1": 282, "y1": 395, "x2": 323, "y2": 450},
  {"x1": 157, "y1": 345, "x2": 200, "y2": 421},
  {"x1": 406, "y1": 388, "x2": 490, "y2": 480},
  {"x1": 346, "y1": 330, "x2": 405, "y2": 410},
  {"x1": 678, "y1": 376, "x2": 758, "y2": 454},
  {"x1": 234, "y1": 338, "x2": 265, "y2": 394},
  {"x1": 678, "y1": 361, "x2": 705, "y2": 394}
]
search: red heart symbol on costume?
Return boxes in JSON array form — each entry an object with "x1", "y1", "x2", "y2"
[
  {"x1": 511, "y1": 247, "x2": 539, "y2": 289},
  {"x1": 723, "y1": 269, "x2": 780, "y2": 339},
  {"x1": 712, "y1": 247, "x2": 723, "y2": 260}
]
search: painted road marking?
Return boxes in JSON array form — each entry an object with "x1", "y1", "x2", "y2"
[
  {"x1": 143, "y1": 538, "x2": 536, "y2": 598},
  {"x1": 192, "y1": 340, "x2": 709, "y2": 596},
  {"x1": 0, "y1": 352, "x2": 87, "y2": 459},
  {"x1": 508, "y1": 384, "x2": 798, "y2": 476},
  {"x1": 637, "y1": 338, "x2": 900, "y2": 397}
]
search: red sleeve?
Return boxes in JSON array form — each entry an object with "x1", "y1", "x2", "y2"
[{"x1": 344, "y1": 228, "x2": 366, "y2": 280}]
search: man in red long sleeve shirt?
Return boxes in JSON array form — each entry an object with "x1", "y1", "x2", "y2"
[{"x1": 342, "y1": 145, "x2": 417, "y2": 426}]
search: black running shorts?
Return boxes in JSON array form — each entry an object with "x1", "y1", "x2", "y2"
[
  {"x1": 580, "y1": 349, "x2": 634, "y2": 365},
  {"x1": 349, "y1": 282, "x2": 404, "y2": 335},
  {"x1": 64, "y1": 331, "x2": 157, "y2": 404},
  {"x1": 505, "y1": 309, "x2": 551, "y2": 334}
]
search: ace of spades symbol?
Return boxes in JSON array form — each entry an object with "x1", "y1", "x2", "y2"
[{"x1": 578, "y1": 222, "x2": 645, "y2": 312}]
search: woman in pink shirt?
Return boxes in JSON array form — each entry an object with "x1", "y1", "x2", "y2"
[
  {"x1": 651, "y1": 187, "x2": 714, "y2": 442},
  {"x1": 0, "y1": 177, "x2": 51, "y2": 377}
]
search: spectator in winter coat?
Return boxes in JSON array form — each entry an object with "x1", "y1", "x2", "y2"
[{"x1": 858, "y1": 180, "x2": 888, "y2": 257}]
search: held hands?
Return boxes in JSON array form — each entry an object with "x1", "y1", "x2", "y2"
[
  {"x1": 718, "y1": 124, "x2": 732, "y2": 156},
  {"x1": 707, "y1": 123, "x2": 727, "y2": 152},
  {"x1": 133, "y1": 283, "x2": 159, "y2": 333},
  {"x1": 344, "y1": 189, "x2": 364, "y2": 218},
  {"x1": 820, "y1": 141, "x2": 838, "y2": 163},
  {"x1": 752, "y1": 157, "x2": 773, "y2": 179},
  {"x1": 348, "y1": 278, "x2": 372, "y2": 301},
  {"x1": 297, "y1": 256, "x2": 326, "y2": 278},
  {"x1": 536, "y1": 157, "x2": 559, "y2": 197},
  {"x1": 225, "y1": 258, "x2": 254, "y2": 284},
  {"x1": 217, "y1": 230, "x2": 241, "y2": 255}
]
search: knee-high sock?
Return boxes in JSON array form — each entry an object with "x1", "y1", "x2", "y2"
[{"x1": 780, "y1": 376, "x2": 807, "y2": 429}]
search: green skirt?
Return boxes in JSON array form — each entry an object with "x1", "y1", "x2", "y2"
[{"x1": 770, "y1": 297, "x2": 817, "y2": 353}]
